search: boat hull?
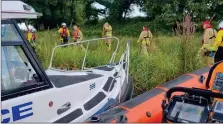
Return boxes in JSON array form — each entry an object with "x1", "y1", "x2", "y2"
[{"x1": 86, "y1": 66, "x2": 211, "y2": 123}]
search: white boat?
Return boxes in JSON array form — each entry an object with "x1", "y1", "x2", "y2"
[{"x1": 1, "y1": 0, "x2": 133, "y2": 123}]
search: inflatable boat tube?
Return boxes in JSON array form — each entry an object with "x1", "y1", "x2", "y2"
[{"x1": 86, "y1": 66, "x2": 212, "y2": 123}]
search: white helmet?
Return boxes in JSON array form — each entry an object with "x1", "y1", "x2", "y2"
[
  {"x1": 31, "y1": 28, "x2": 37, "y2": 32},
  {"x1": 219, "y1": 21, "x2": 223, "y2": 29},
  {"x1": 61, "y1": 23, "x2": 66, "y2": 26},
  {"x1": 18, "y1": 22, "x2": 28, "y2": 31}
]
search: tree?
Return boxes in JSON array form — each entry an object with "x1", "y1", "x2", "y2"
[
  {"x1": 22, "y1": 0, "x2": 223, "y2": 29},
  {"x1": 140, "y1": 0, "x2": 222, "y2": 27},
  {"x1": 108, "y1": 0, "x2": 137, "y2": 21}
]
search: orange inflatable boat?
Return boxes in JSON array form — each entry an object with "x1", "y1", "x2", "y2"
[{"x1": 86, "y1": 61, "x2": 223, "y2": 123}]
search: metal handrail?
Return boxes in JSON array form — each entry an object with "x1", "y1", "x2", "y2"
[
  {"x1": 81, "y1": 41, "x2": 90, "y2": 70},
  {"x1": 48, "y1": 37, "x2": 120, "y2": 70},
  {"x1": 107, "y1": 41, "x2": 130, "y2": 103}
]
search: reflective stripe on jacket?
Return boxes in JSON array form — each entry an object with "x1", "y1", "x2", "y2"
[
  {"x1": 202, "y1": 28, "x2": 217, "y2": 46},
  {"x1": 138, "y1": 30, "x2": 153, "y2": 44},
  {"x1": 58, "y1": 28, "x2": 70, "y2": 37},
  {"x1": 205, "y1": 29, "x2": 223, "y2": 51},
  {"x1": 103, "y1": 25, "x2": 112, "y2": 37},
  {"x1": 73, "y1": 28, "x2": 83, "y2": 41}
]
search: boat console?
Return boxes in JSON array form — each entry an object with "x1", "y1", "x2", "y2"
[
  {"x1": 212, "y1": 72, "x2": 223, "y2": 93},
  {"x1": 162, "y1": 61, "x2": 223, "y2": 123}
]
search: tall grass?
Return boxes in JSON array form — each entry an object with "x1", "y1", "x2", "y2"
[{"x1": 35, "y1": 29, "x2": 205, "y2": 95}]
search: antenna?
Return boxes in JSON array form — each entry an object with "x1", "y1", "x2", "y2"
[{"x1": 209, "y1": 14, "x2": 216, "y2": 22}]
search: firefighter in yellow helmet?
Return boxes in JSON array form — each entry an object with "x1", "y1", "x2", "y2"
[
  {"x1": 72, "y1": 25, "x2": 85, "y2": 50},
  {"x1": 58, "y1": 23, "x2": 70, "y2": 45},
  {"x1": 203, "y1": 20, "x2": 223, "y2": 63},
  {"x1": 102, "y1": 22, "x2": 112, "y2": 51},
  {"x1": 137, "y1": 26, "x2": 153, "y2": 55},
  {"x1": 198, "y1": 20, "x2": 217, "y2": 65}
]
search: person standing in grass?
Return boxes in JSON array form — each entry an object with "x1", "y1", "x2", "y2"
[
  {"x1": 102, "y1": 22, "x2": 112, "y2": 51},
  {"x1": 203, "y1": 20, "x2": 223, "y2": 63},
  {"x1": 73, "y1": 25, "x2": 85, "y2": 50},
  {"x1": 58, "y1": 23, "x2": 70, "y2": 45},
  {"x1": 18, "y1": 23, "x2": 37, "y2": 50},
  {"x1": 30, "y1": 27, "x2": 37, "y2": 43},
  {"x1": 198, "y1": 20, "x2": 217, "y2": 65},
  {"x1": 29, "y1": 28, "x2": 37, "y2": 51},
  {"x1": 137, "y1": 26, "x2": 153, "y2": 55}
]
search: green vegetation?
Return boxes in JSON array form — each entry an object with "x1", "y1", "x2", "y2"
[
  {"x1": 35, "y1": 25, "x2": 206, "y2": 95},
  {"x1": 24, "y1": 0, "x2": 221, "y2": 95},
  {"x1": 24, "y1": 0, "x2": 221, "y2": 78},
  {"x1": 24, "y1": 0, "x2": 222, "y2": 31}
]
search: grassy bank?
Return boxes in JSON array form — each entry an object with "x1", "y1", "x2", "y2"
[{"x1": 35, "y1": 29, "x2": 205, "y2": 95}]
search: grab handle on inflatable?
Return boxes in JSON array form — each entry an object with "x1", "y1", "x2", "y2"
[
  {"x1": 165, "y1": 87, "x2": 223, "y2": 101},
  {"x1": 89, "y1": 116, "x2": 100, "y2": 122},
  {"x1": 198, "y1": 75, "x2": 205, "y2": 84}
]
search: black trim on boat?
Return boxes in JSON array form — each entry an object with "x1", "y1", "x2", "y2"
[
  {"x1": 160, "y1": 75, "x2": 193, "y2": 89},
  {"x1": 54, "y1": 108, "x2": 83, "y2": 123},
  {"x1": 88, "y1": 107, "x2": 127, "y2": 123},
  {"x1": 103, "y1": 77, "x2": 117, "y2": 92},
  {"x1": 191, "y1": 67, "x2": 210, "y2": 76},
  {"x1": 118, "y1": 76, "x2": 134, "y2": 103},
  {"x1": 120, "y1": 88, "x2": 165, "y2": 108},
  {"x1": 84, "y1": 92, "x2": 106, "y2": 111},
  {"x1": 113, "y1": 72, "x2": 118, "y2": 77},
  {"x1": 95, "y1": 66, "x2": 114, "y2": 71},
  {"x1": 123, "y1": 63, "x2": 126, "y2": 70},
  {"x1": 48, "y1": 74, "x2": 103, "y2": 88}
]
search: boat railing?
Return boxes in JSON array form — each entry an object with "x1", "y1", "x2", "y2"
[
  {"x1": 48, "y1": 37, "x2": 120, "y2": 70},
  {"x1": 108, "y1": 40, "x2": 130, "y2": 103}
]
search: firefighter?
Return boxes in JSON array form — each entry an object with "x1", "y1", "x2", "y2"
[
  {"x1": 203, "y1": 20, "x2": 223, "y2": 63},
  {"x1": 73, "y1": 25, "x2": 83, "y2": 42},
  {"x1": 58, "y1": 23, "x2": 70, "y2": 45},
  {"x1": 102, "y1": 22, "x2": 112, "y2": 51},
  {"x1": 198, "y1": 20, "x2": 217, "y2": 65},
  {"x1": 30, "y1": 28, "x2": 37, "y2": 43},
  {"x1": 25, "y1": 26, "x2": 36, "y2": 48},
  {"x1": 73, "y1": 25, "x2": 85, "y2": 50},
  {"x1": 29, "y1": 28, "x2": 37, "y2": 51},
  {"x1": 27, "y1": 30, "x2": 32, "y2": 43},
  {"x1": 137, "y1": 26, "x2": 153, "y2": 55},
  {"x1": 23, "y1": 29, "x2": 36, "y2": 52}
]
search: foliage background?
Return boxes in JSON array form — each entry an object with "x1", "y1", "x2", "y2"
[
  {"x1": 23, "y1": 0, "x2": 223, "y2": 31},
  {"x1": 23, "y1": 0, "x2": 222, "y2": 95}
]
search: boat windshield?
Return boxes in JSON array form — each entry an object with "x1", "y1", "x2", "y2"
[{"x1": 1, "y1": 23, "x2": 23, "y2": 42}]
